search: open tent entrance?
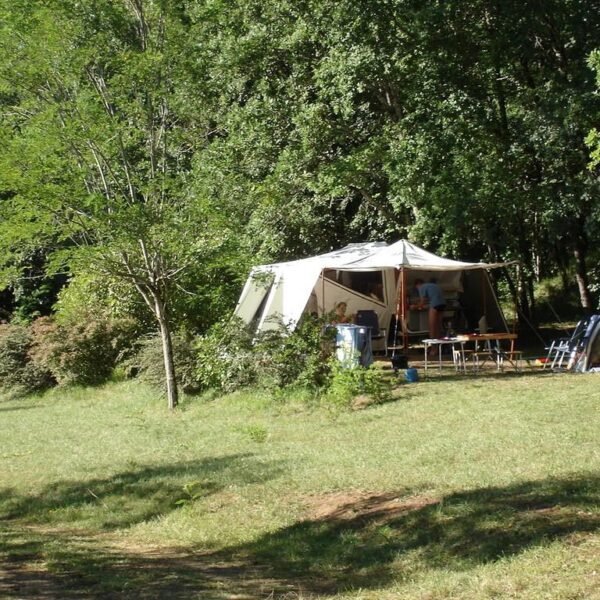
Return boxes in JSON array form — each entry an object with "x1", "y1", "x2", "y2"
[{"x1": 389, "y1": 266, "x2": 508, "y2": 351}]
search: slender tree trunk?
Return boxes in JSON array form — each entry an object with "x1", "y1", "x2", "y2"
[
  {"x1": 502, "y1": 266, "x2": 519, "y2": 309},
  {"x1": 514, "y1": 263, "x2": 532, "y2": 323},
  {"x1": 573, "y1": 241, "x2": 593, "y2": 313},
  {"x1": 154, "y1": 295, "x2": 178, "y2": 410},
  {"x1": 120, "y1": 251, "x2": 180, "y2": 410},
  {"x1": 571, "y1": 213, "x2": 593, "y2": 312}
]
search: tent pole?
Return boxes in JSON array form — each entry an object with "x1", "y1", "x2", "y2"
[
  {"x1": 482, "y1": 270, "x2": 487, "y2": 318},
  {"x1": 321, "y1": 271, "x2": 325, "y2": 317},
  {"x1": 399, "y1": 267, "x2": 408, "y2": 350}
]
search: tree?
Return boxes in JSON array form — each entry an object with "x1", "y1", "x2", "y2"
[
  {"x1": 189, "y1": 0, "x2": 600, "y2": 314},
  {"x1": 0, "y1": 0, "x2": 229, "y2": 408},
  {"x1": 587, "y1": 50, "x2": 600, "y2": 168}
]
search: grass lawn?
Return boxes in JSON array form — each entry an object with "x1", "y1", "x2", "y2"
[{"x1": 1, "y1": 371, "x2": 599, "y2": 598}]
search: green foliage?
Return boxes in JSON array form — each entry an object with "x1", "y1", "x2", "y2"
[
  {"x1": 175, "y1": 481, "x2": 208, "y2": 507},
  {"x1": 1, "y1": 0, "x2": 600, "y2": 373},
  {"x1": 0, "y1": 313, "x2": 137, "y2": 394},
  {"x1": 194, "y1": 318, "x2": 257, "y2": 393},
  {"x1": 0, "y1": 323, "x2": 54, "y2": 396},
  {"x1": 587, "y1": 50, "x2": 600, "y2": 169},
  {"x1": 6, "y1": 248, "x2": 67, "y2": 323},
  {"x1": 170, "y1": 249, "x2": 251, "y2": 334},
  {"x1": 253, "y1": 315, "x2": 336, "y2": 391},
  {"x1": 0, "y1": 0, "x2": 251, "y2": 407},
  {"x1": 324, "y1": 360, "x2": 391, "y2": 408},
  {"x1": 195, "y1": 315, "x2": 336, "y2": 394},
  {"x1": 189, "y1": 0, "x2": 600, "y2": 314},
  {"x1": 129, "y1": 332, "x2": 202, "y2": 394},
  {"x1": 29, "y1": 316, "x2": 134, "y2": 387},
  {"x1": 193, "y1": 314, "x2": 391, "y2": 405},
  {"x1": 54, "y1": 273, "x2": 151, "y2": 329}
]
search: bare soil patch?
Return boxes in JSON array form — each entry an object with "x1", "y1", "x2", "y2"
[{"x1": 302, "y1": 489, "x2": 438, "y2": 522}]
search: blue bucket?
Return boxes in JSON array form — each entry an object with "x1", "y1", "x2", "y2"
[{"x1": 405, "y1": 367, "x2": 419, "y2": 383}]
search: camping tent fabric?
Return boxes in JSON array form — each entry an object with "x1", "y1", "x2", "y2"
[
  {"x1": 235, "y1": 240, "x2": 510, "y2": 332},
  {"x1": 344, "y1": 240, "x2": 508, "y2": 271},
  {"x1": 238, "y1": 242, "x2": 387, "y2": 330}
]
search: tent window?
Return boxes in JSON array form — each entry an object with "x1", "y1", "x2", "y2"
[
  {"x1": 333, "y1": 271, "x2": 384, "y2": 301},
  {"x1": 251, "y1": 284, "x2": 272, "y2": 326}
]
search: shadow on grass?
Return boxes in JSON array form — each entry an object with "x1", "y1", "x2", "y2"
[
  {"x1": 1, "y1": 474, "x2": 599, "y2": 598},
  {"x1": 417, "y1": 366, "x2": 558, "y2": 386},
  {"x1": 231, "y1": 474, "x2": 600, "y2": 592},
  {"x1": 0, "y1": 404, "x2": 41, "y2": 412},
  {"x1": 0, "y1": 454, "x2": 285, "y2": 529}
]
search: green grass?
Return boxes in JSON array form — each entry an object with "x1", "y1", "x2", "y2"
[{"x1": 1, "y1": 373, "x2": 599, "y2": 598}]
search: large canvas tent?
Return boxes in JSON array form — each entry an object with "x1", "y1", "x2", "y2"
[{"x1": 235, "y1": 240, "x2": 511, "y2": 347}]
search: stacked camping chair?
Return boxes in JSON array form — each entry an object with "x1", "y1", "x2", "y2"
[{"x1": 543, "y1": 316, "x2": 600, "y2": 371}]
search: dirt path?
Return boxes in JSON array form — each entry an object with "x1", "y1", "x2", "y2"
[{"x1": 1, "y1": 491, "x2": 433, "y2": 599}]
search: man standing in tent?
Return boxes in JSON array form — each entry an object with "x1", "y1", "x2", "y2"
[{"x1": 414, "y1": 278, "x2": 446, "y2": 349}]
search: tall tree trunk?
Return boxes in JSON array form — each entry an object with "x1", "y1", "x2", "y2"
[
  {"x1": 121, "y1": 250, "x2": 180, "y2": 410},
  {"x1": 514, "y1": 263, "x2": 532, "y2": 324},
  {"x1": 572, "y1": 213, "x2": 593, "y2": 312},
  {"x1": 573, "y1": 240, "x2": 593, "y2": 313},
  {"x1": 154, "y1": 295, "x2": 178, "y2": 410}
]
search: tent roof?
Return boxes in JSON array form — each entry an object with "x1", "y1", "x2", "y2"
[
  {"x1": 346, "y1": 239, "x2": 509, "y2": 271},
  {"x1": 251, "y1": 242, "x2": 387, "y2": 276},
  {"x1": 253, "y1": 240, "x2": 508, "y2": 274}
]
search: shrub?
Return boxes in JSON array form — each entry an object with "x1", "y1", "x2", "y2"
[
  {"x1": 30, "y1": 315, "x2": 135, "y2": 386},
  {"x1": 324, "y1": 360, "x2": 391, "y2": 408},
  {"x1": 195, "y1": 315, "x2": 337, "y2": 394},
  {"x1": 195, "y1": 318, "x2": 257, "y2": 393},
  {"x1": 54, "y1": 272, "x2": 154, "y2": 331},
  {"x1": 252, "y1": 315, "x2": 336, "y2": 390},
  {"x1": 129, "y1": 331, "x2": 203, "y2": 394},
  {"x1": 0, "y1": 324, "x2": 54, "y2": 397},
  {"x1": 194, "y1": 315, "x2": 392, "y2": 404}
]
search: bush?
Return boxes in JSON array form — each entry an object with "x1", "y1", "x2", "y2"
[
  {"x1": 54, "y1": 272, "x2": 154, "y2": 331},
  {"x1": 129, "y1": 331, "x2": 202, "y2": 394},
  {"x1": 30, "y1": 315, "x2": 135, "y2": 386},
  {"x1": 194, "y1": 315, "x2": 393, "y2": 405},
  {"x1": 195, "y1": 318, "x2": 258, "y2": 393},
  {"x1": 324, "y1": 360, "x2": 391, "y2": 408},
  {"x1": 252, "y1": 315, "x2": 335, "y2": 390},
  {"x1": 195, "y1": 315, "x2": 336, "y2": 394},
  {"x1": 0, "y1": 324, "x2": 54, "y2": 397}
]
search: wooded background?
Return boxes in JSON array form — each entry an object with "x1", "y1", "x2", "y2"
[{"x1": 1, "y1": 1, "x2": 599, "y2": 373}]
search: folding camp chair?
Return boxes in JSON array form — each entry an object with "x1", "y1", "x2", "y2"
[
  {"x1": 544, "y1": 318, "x2": 589, "y2": 371},
  {"x1": 401, "y1": 312, "x2": 429, "y2": 338},
  {"x1": 385, "y1": 313, "x2": 428, "y2": 355},
  {"x1": 355, "y1": 310, "x2": 387, "y2": 355}
]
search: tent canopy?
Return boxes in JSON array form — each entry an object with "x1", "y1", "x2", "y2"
[
  {"x1": 345, "y1": 239, "x2": 508, "y2": 271},
  {"x1": 235, "y1": 240, "x2": 511, "y2": 337},
  {"x1": 249, "y1": 239, "x2": 507, "y2": 276}
]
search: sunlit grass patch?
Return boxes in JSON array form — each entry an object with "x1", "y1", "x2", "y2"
[{"x1": 1, "y1": 374, "x2": 599, "y2": 598}]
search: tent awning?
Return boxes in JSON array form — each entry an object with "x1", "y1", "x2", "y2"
[
  {"x1": 252, "y1": 240, "x2": 510, "y2": 274},
  {"x1": 339, "y1": 240, "x2": 510, "y2": 271}
]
